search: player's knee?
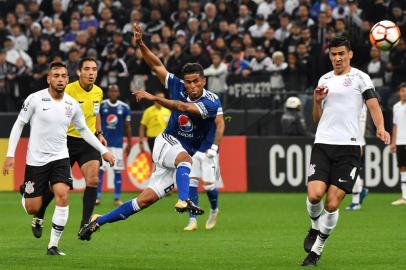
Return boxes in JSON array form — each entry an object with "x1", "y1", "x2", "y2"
[
  {"x1": 203, "y1": 183, "x2": 216, "y2": 191},
  {"x1": 85, "y1": 175, "x2": 99, "y2": 187},
  {"x1": 137, "y1": 197, "x2": 155, "y2": 209},
  {"x1": 25, "y1": 202, "x2": 41, "y2": 215},
  {"x1": 324, "y1": 202, "x2": 339, "y2": 212},
  {"x1": 307, "y1": 192, "x2": 323, "y2": 203},
  {"x1": 54, "y1": 193, "x2": 69, "y2": 206},
  {"x1": 175, "y1": 152, "x2": 192, "y2": 167}
]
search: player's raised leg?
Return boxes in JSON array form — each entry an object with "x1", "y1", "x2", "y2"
[
  {"x1": 303, "y1": 180, "x2": 326, "y2": 253},
  {"x1": 78, "y1": 189, "x2": 155, "y2": 241},
  {"x1": 302, "y1": 185, "x2": 343, "y2": 266}
]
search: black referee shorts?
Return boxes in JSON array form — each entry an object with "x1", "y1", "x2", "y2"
[
  {"x1": 24, "y1": 158, "x2": 72, "y2": 198},
  {"x1": 308, "y1": 143, "x2": 361, "y2": 193},
  {"x1": 67, "y1": 136, "x2": 102, "y2": 167}
]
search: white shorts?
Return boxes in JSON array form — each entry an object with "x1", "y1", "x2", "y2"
[
  {"x1": 147, "y1": 133, "x2": 187, "y2": 198},
  {"x1": 190, "y1": 151, "x2": 218, "y2": 184},
  {"x1": 101, "y1": 147, "x2": 124, "y2": 171}
]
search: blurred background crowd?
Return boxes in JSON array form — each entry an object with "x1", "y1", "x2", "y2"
[{"x1": 0, "y1": 0, "x2": 405, "y2": 133}]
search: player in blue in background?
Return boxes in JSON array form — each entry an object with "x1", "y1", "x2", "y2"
[
  {"x1": 79, "y1": 23, "x2": 222, "y2": 240},
  {"x1": 96, "y1": 85, "x2": 132, "y2": 206},
  {"x1": 185, "y1": 109, "x2": 225, "y2": 231}
]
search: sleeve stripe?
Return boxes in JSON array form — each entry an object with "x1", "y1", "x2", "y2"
[
  {"x1": 165, "y1": 73, "x2": 170, "y2": 89},
  {"x1": 193, "y1": 103, "x2": 206, "y2": 119}
]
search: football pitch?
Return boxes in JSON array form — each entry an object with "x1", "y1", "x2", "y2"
[{"x1": 0, "y1": 192, "x2": 405, "y2": 270}]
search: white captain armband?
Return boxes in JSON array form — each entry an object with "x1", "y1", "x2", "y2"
[{"x1": 362, "y1": 88, "x2": 378, "y2": 101}]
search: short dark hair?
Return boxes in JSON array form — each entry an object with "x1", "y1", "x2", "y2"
[
  {"x1": 181, "y1": 63, "x2": 204, "y2": 78},
  {"x1": 108, "y1": 84, "x2": 119, "y2": 91},
  {"x1": 328, "y1": 36, "x2": 351, "y2": 51},
  {"x1": 48, "y1": 61, "x2": 67, "y2": 71},
  {"x1": 399, "y1": 82, "x2": 406, "y2": 90},
  {"x1": 78, "y1": 57, "x2": 97, "y2": 70}
]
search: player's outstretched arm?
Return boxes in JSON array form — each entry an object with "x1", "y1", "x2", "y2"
[
  {"x1": 206, "y1": 114, "x2": 225, "y2": 158},
  {"x1": 312, "y1": 86, "x2": 328, "y2": 125},
  {"x1": 3, "y1": 118, "x2": 26, "y2": 175},
  {"x1": 72, "y1": 104, "x2": 116, "y2": 166},
  {"x1": 366, "y1": 98, "x2": 390, "y2": 144},
  {"x1": 133, "y1": 90, "x2": 201, "y2": 116},
  {"x1": 390, "y1": 124, "x2": 397, "y2": 153},
  {"x1": 133, "y1": 23, "x2": 168, "y2": 85}
]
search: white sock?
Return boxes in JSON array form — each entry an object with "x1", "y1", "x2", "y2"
[
  {"x1": 401, "y1": 172, "x2": 406, "y2": 199},
  {"x1": 352, "y1": 176, "x2": 363, "y2": 204},
  {"x1": 48, "y1": 206, "x2": 69, "y2": 249},
  {"x1": 311, "y1": 209, "x2": 339, "y2": 255},
  {"x1": 306, "y1": 197, "x2": 323, "y2": 230}
]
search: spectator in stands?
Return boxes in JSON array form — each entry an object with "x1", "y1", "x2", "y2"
[
  {"x1": 269, "y1": 51, "x2": 287, "y2": 89},
  {"x1": 283, "y1": 21, "x2": 302, "y2": 54},
  {"x1": 297, "y1": 4, "x2": 315, "y2": 28},
  {"x1": 167, "y1": 42, "x2": 186, "y2": 77},
  {"x1": 281, "y1": 96, "x2": 307, "y2": 135},
  {"x1": 236, "y1": 5, "x2": 255, "y2": 34},
  {"x1": 31, "y1": 51, "x2": 49, "y2": 91},
  {"x1": 335, "y1": 18, "x2": 349, "y2": 39},
  {"x1": 80, "y1": 4, "x2": 99, "y2": 31},
  {"x1": 250, "y1": 46, "x2": 273, "y2": 75},
  {"x1": 159, "y1": 43, "x2": 171, "y2": 67},
  {"x1": 187, "y1": 42, "x2": 211, "y2": 69},
  {"x1": 390, "y1": 5, "x2": 406, "y2": 37},
  {"x1": 263, "y1": 28, "x2": 281, "y2": 56},
  {"x1": 190, "y1": 0, "x2": 205, "y2": 21},
  {"x1": 127, "y1": 47, "x2": 150, "y2": 94},
  {"x1": 11, "y1": 24, "x2": 28, "y2": 51},
  {"x1": 51, "y1": 0, "x2": 69, "y2": 26},
  {"x1": 0, "y1": 49, "x2": 16, "y2": 111},
  {"x1": 204, "y1": 51, "x2": 228, "y2": 105},
  {"x1": 53, "y1": 18, "x2": 66, "y2": 48},
  {"x1": 283, "y1": 52, "x2": 307, "y2": 92},
  {"x1": 274, "y1": 12, "x2": 291, "y2": 43},
  {"x1": 346, "y1": 0, "x2": 363, "y2": 39},
  {"x1": 257, "y1": 0, "x2": 274, "y2": 20},
  {"x1": 123, "y1": 9, "x2": 145, "y2": 37},
  {"x1": 160, "y1": 26, "x2": 174, "y2": 48},
  {"x1": 42, "y1": 17, "x2": 55, "y2": 36},
  {"x1": 366, "y1": 46, "x2": 389, "y2": 107},
  {"x1": 4, "y1": 36, "x2": 33, "y2": 70},
  {"x1": 203, "y1": 2, "x2": 220, "y2": 32},
  {"x1": 228, "y1": 47, "x2": 251, "y2": 78},
  {"x1": 15, "y1": 2, "x2": 26, "y2": 25},
  {"x1": 100, "y1": 47, "x2": 128, "y2": 89},
  {"x1": 388, "y1": 37, "x2": 406, "y2": 91},
  {"x1": 0, "y1": 18, "x2": 11, "y2": 45},
  {"x1": 102, "y1": 31, "x2": 129, "y2": 59},
  {"x1": 333, "y1": 0, "x2": 349, "y2": 20},
  {"x1": 187, "y1": 17, "x2": 201, "y2": 45},
  {"x1": 248, "y1": 14, "x2": 269, "y2": 45},
  {"x1": 268, "y1": 0, "x2": 286, "y2": 29},
  {"x1": 145, "y1": 9, "x2": 165, "y2": 36},
  {"x1": 217, "y1": 1, "x2": 235, "y2": 23},
  {"x1": 28, "y1": 0, "x2": 44, "y2": 22},
  {"x1": 225, "y1": 23, "x2": 243, "y2": 47}
]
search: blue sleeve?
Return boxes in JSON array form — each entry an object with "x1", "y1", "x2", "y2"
[
  {"x1": 195, "y1": 99, "x2": 220, "y2": 119},
  {"x1": 165, "y1": 73, "x2": 185, "y2": 101}
]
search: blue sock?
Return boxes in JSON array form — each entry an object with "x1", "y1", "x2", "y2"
[
  {"x1": 206, "y1": 188, "x2": 218, "y2": 210},
  {"x1": 97, "y1": 170, "x2": 104, "y2": 199},
  {"x1": 114, "y1": 172, "x2": 122, "y2": 200},
  {"x1": 189, "y1": 186, "x2": 198, "y2": 218},
  {"x1": 176, "y1": 162, "x2": 191, "y2": 201},
  {"x1": 97, "y1": 199, "x2": 140, "y2": 226}
]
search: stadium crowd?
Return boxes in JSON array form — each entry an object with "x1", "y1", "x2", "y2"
[{"x1": 0, "y1": 0, "x2": 405, "y2": 113}]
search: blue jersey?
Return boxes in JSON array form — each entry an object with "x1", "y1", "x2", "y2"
[
  {"x1": 164, "y1": 73, "x2": 222, "y2": 155},
  {"x1": 100, "y1": 99, "x2": 130, "y2": 148}
]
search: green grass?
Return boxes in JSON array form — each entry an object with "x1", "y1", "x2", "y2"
[{"x1": 0, "y1": 192, "x2": 405, "y2": 270}]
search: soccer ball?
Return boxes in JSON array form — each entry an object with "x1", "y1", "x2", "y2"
[{"x1": 369, "y1": 20, "x2": 401, "y2": 51}]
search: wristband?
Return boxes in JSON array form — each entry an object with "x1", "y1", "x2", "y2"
[
  {"x1": 95, "y1": 130, "x2": 103, "y2": 137},
  {"x1": 210, "y1": 144, "x2": 218, "y2": 151}
]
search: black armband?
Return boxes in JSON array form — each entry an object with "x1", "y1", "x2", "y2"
[{"x1": 362, "y1": 88, "x2": 378, "y2": 101}]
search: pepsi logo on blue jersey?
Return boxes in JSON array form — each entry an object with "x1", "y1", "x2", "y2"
[
  {"x1": 100, "y1": 99, "x2": 130, "y2": 148},
  {"x1": 164, "y1": 73, "x2": 222, "y2": 155}
]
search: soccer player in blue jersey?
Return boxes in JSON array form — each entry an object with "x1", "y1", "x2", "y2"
[
  {"x1": 96, "y1": 84, "x2": 132, "y2": 206},
  {"x1": 78, "y1": 23, "x2": 222, "y2": 240},
  {"x1": 185, "y1": 111, "x2": 225, "y2": 231}
]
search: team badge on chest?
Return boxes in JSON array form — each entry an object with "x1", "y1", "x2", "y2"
[
  {"x1": 65, "y1": 106, "x2": 72, "y2": 118},
  {"x1": 343, "y1": 77, "x2": 352, "y2": 87}
]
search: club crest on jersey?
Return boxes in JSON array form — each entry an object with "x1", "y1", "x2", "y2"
[
  {"x1": 106, "y1": 114, "x2": 118, "y2": 129},
  {"x1": 25, "y1": 181, "x2": 35, "y2": 194},
  {"x1": 343, "y1": 77, "x2": 352, "y2": 87},
  {"x1": 178, "y1": 114, "x2": 193, "y2": 132},
  {"x1": 65, "y1": 106, "x2": 72, "y2": 118}
]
